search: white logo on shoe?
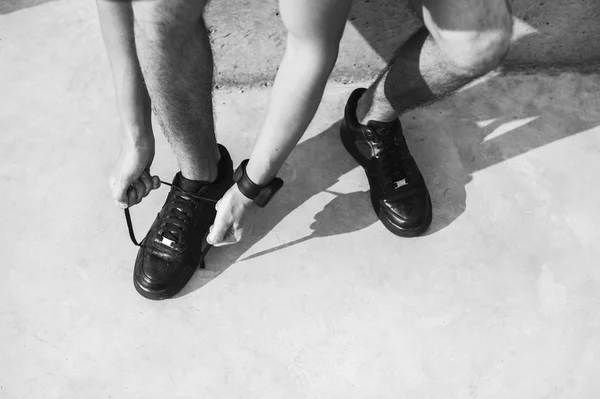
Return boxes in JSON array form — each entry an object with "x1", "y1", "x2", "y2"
[{"x1": 393, "y1": 179, "x2": 407, "y2": 189}]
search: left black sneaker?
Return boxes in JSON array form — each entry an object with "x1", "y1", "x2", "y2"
[
  {"x1": 340, "y1": 88, "x2": 432, "y2": 237},
  {"x1": 131, "y1": 144, "x2": 233, "y2": 300}
]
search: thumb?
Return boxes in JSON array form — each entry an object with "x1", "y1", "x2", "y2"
[
  {"x1": 207, "y1": 218, "x2": 230, "y2": 246},
  {"x1": 112, "y1": 175, "x2": 134, "y2": 209}
]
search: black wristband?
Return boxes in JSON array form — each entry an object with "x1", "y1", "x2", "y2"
[
  {"x1": 236, "y1": 160, "x2": 264, "y2": 198},
  {"x1": 233, "y1": 160, "x2": 283, "y2": 207}
]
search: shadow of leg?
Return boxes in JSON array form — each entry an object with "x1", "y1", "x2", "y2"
[
  {"x1": 180, "y1": 72, "x2": 600, "y2": 296},
  {"x1": 402, "y1": 72, "x2": 600, "y2": 235}
]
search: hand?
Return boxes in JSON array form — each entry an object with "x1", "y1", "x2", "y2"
[
  {"x1": 207, "y1": 184, "x2": 255, "y2": 247},
  {"x1": 110, "y1": 136, "x2": 161, "y2": 208}
]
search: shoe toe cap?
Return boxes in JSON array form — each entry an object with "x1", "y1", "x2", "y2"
[
  {"x1": 134, "y1": 250, "x2": 185, "y2": 291},
  {"x1": 380, "y1": 192, "x2": 432, "y2": 235}
]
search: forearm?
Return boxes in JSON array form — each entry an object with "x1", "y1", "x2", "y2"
[
  {"x1": 96, "y1": 0, "x2": 151, "y2": 143},
  {"x1": 245, "y1": 38, "x2": 338, "y2": 185}
]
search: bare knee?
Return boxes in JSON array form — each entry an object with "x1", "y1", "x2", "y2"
[
  {"x1": 424, "y1": 0, "x2": 513, "y2": 76},
  {"x1": 132, "y1": 0, "x2": 209, "y2": 42},
  {"x1": 439, "y1": 28, "x2": 512, "y2": 76}
]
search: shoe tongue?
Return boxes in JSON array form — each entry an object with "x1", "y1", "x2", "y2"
[
  {"x1": 160, "y1": 173, "x2": 209, "y2": 244},
  {"x1": 176, "y1": 173, "x2": 210, "y2": 193},
  {"x1": 366, "y1": 119, "x2": 398, "y2": 136}
]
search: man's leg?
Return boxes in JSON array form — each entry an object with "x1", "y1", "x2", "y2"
[
  {"x1": 131, "y1": 0, "x2": 219, "y2": 183},
  {"x1": 128, "y1": 0, "x2": 235, "y2": 300},
  {"x1": 356, "y1": 0, "x2": 513, "y2": 123},
  {"x1": 341, "y1": 0, "x2": 512, "y2": 237}
]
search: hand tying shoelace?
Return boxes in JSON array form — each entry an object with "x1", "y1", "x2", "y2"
[{"x1": 124, "y1": 179, "x2": 218, "y2": 247}]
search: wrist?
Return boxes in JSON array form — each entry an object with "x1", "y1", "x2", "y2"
[
  {"x1": 122, "y1": 125, "x2": 154, "y2": 146},
  {"x1": 233, "y1": 183, "x2": 256, "y2": 207},
  {"x1": 234, "y1": 160, "x2": 284, "y2": 208},
  {"x1": 245, "y1": 159, "x2": 277, "y2": 187},
  {"x1": 118, "y1": 76, "x2": 153, "y2": 145}
]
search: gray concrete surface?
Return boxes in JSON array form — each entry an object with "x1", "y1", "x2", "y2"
[
  {"x1": 2, "y1": 1, "x2": 600, "y2": 398},
  {"x1": 2, "y1": 0, "x2": 599, "y2": 87},
  {"x1": 220, "y1": 0, "x2": 600, "y2": 84}
]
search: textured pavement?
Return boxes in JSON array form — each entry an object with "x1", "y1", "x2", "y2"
[{"x1": 2, "y1": 1, "x2": 600, "y2": 398}]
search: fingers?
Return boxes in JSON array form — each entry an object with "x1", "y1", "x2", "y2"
[
  {"x1": 152, "y1": 175, "x2": 161, "y2": 190},
  {"x1": 206, "y1": 219, "x2": 228, "y2": 246},
  {"x1": 139, "y1": 171, "x2": 154, "y2": 196},
  {"x1": 207, "y1": 203, "x2": 243, "y2": 247},
  {"x1": 206, "y1": 186, "x2": 255, "y2": 246},
  {"x1": 111, "y1": 177, "x2": 130, "y2": 209},
  {"x1": 207, "y1": 200, "x2": 227, "y2": 245},
  {"x1": 207, "y1": 223, "x2": 242, "y2": 247},
  {"x1": 132, "y1": 180, "x2": 147, "y2": 205},
  {"x1": 110, "y1": 141, "x2": 160, "y2": 209},
  {"x1": 112, "y1": 172, "x2": 161, "y2": 209}
]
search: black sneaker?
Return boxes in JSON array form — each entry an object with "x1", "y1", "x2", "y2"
[
  {"x1": 340, "y1": 88, "x2": 432, "y2": 237},
  {"x1": 131, "y1": 144, "x2": 233, "y2": 300}
]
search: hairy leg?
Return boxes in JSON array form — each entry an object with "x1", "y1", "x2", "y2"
[
  {"x1": 356, "y1": 0, "x2": 513, "y2": 123},
  {"x1": 132, "y1": 0, "x2": 219, "y2": 182}
]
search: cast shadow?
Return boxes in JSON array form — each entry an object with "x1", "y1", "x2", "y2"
[
  {"x1": 178, "y1": 0, "x2": 600, "y2": 296},
  {"x1": 178, "y1": 71, "x2": 600, "y2": 298},
  {"x1": 409, "y1": 73, "x2": 600, "y2": 235},
  {"x1": 0, "y1": 0, "x2": 57, "y2": 15},
  {"x1": 177, "y1": 119, "x2": 380, "y2": 296},
  {"x1": 348, "y1": 0, "x2": 600, "y2": 70},
  {"x1": 341, "y1": 0, "x2": 600, "y2": 235}
]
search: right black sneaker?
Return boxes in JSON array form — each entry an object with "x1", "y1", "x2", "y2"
[
  {"x1": 131, "y1": 144, "x2": 234, "y2": 300},
  {"x1": 340, "y1": 88, "x2": 432, "y2": 237}
]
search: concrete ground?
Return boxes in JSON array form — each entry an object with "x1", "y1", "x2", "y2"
[
  {"x1": 3, "y1": 0, "x2": 600, "y2": 86},
  {"x1": 2, "y1": 1, "x2": 600, "y2": 399}
]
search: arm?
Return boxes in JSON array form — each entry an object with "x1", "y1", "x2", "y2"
[
  {"x1": 96, "y1": 0, "x2": 151, "y2": 141},
  {"x1": 245, "y1": 0, "x2": 352, "y2": 185},
  {"x1": 207, "y1": 0, "x2": 352, "y2": 246},
  {"x1": 96, "y1": 0, "x2": 159, "y2": 207}
]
